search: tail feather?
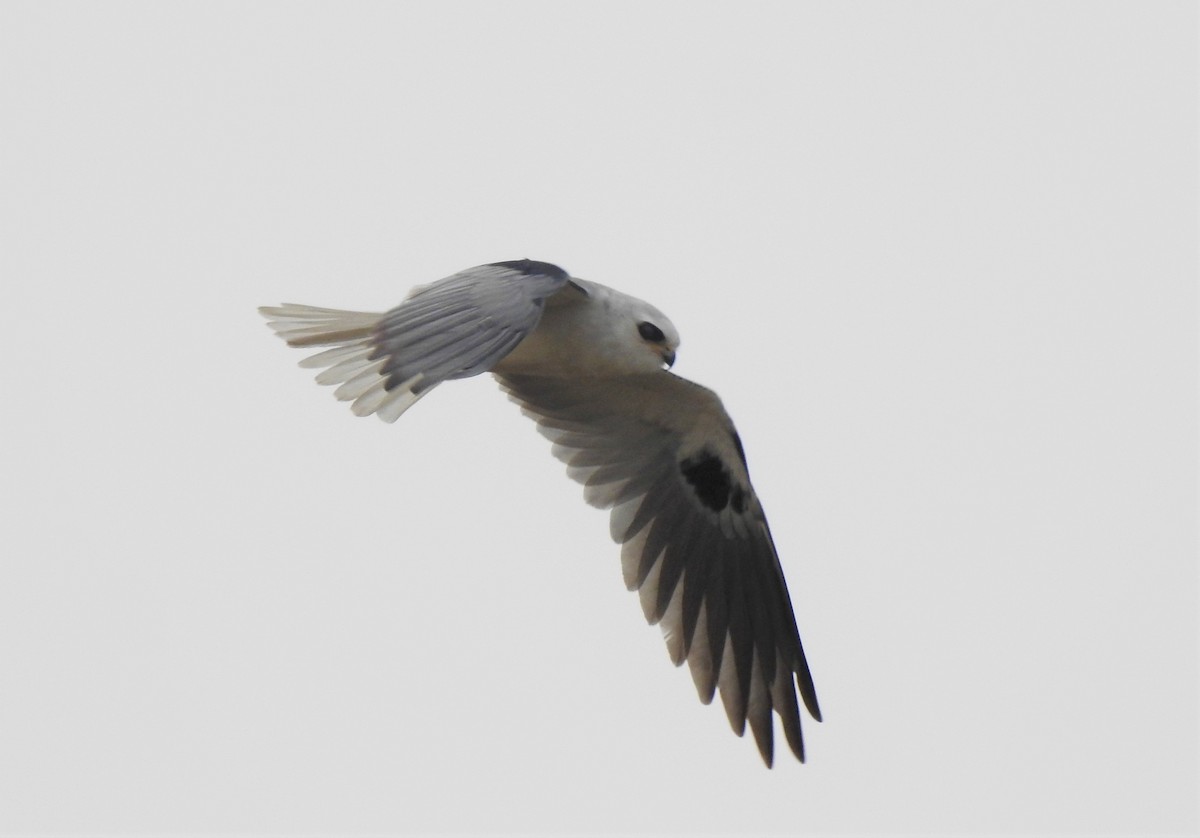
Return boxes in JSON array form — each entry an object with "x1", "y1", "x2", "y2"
[
  {"x1": 258, "y1": 303, "x2": 436, "y2": 423},
  {"x1": 259, "y1": 303, "x2": 382, "y2": 347}
]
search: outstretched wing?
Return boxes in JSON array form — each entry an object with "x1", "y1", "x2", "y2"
[
  {"x1": 495, "y1": 372, "x2": 821, "y2": 766},
  {"x1": 260, "y1": 260, "x2": 570, "y2": 422}
]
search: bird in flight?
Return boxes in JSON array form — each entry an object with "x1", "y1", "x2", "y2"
[{"x1": 259, "y1": 259, "x2": 821, "y2": 765}]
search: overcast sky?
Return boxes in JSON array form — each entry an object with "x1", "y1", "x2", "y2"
[{"x1": 1, "y1": 1, "x2": 1195, "y2": 835}]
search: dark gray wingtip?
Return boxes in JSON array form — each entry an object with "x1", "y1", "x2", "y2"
[{"x1": 486, "y1": 259, "x2": 569, "y2": 282}]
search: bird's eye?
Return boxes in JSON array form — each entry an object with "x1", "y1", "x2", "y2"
[{"x1": 638, "y1": 322, "x2": 665, "y2": 343}]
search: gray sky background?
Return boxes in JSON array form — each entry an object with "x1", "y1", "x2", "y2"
[{"x1": 1, "y1": 1, "x2": 1195, "y2": 834}]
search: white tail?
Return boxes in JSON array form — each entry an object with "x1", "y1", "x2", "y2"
[{"x1": 259, "y1": 303, "x2": 434, "y2": 422}]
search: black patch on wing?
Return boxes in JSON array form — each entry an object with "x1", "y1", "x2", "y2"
[
  {"x1": 487, "y1": 259, "x2": 568, "y2": 282},
  {"x1": 731, "y1": 486, "x2": 747, "y2": 514},
  {"x1": 680, "y1": 450, "x2": 732, "y2": 512}
]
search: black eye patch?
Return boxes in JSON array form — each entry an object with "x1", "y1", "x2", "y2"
[{"x1": 638, "y1": 322, "x2": 665, "y2": 343}]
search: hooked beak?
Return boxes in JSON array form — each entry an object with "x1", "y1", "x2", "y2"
[{"x1": 661, "y1": 349, "x2": 676, "y2": 369}]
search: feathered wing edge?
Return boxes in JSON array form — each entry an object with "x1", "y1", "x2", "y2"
[
  {"x1": 496, "y1": 373, "x2": 820, "y2": 766},
  {"x1": 259, "y1": 262, "x2": 571, "y2": 424},
  {"x1": 258, "y1": 303, "x2": 436, "y2": 422}
]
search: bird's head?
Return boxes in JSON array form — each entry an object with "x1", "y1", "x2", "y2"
[
  {"x1": 568, "y1": 278, "x2": 681, "y2": 374},
  {"x1": 634, "y1": 314, "x2": 679, "y2": 369}
]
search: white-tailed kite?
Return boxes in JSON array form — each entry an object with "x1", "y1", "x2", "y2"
[{"x1": 259, "y1": 259, "x2": 821, "y2": 765}]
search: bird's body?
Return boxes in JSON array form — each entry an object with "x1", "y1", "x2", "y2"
[{"x1": 260, "y1": 259, "x2": 821, "y2": 765}]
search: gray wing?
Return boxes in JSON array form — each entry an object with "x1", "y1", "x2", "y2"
[
  {"x1": 260, "y1": 260, "x2": 570, "y2": 422},
  {"x1": 374, "y1": 260, "x2": 569, "y2": 386},
  {"x1": 495, "y1": 372, "x2": 821, "y2": 766}
]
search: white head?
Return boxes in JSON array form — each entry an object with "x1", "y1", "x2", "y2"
[
  {"x1": 628, "y1": 299, "x2": 680, "y2": 370},
  {"x1": 572, "y1": 278, "x2": 681, "y2": 374}
]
